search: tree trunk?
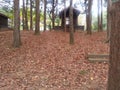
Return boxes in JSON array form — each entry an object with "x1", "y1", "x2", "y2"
[
  {"x1": 55, "y1": 0, "x2": 58, "y2": 15},
  {"x1": 107, "y1": 1, "x2": 120, "y2": 90},
  {"x1": 34, "y1": 0, "x2": 40, "y2": 35},
  {"x1": 69, "y1": 0, "x2": 74, "y2": 44},
  {"x1": 98, "y1": 0, "x2": 103, "y2": 32},
  {"x1": 30, "y1": 0, "x2": 33, "y2": 30},
  {"x1": 86, "y1": 0, "x2": 92, "y2": 34},
  {"x1": 22, "y1": 0, "x2": 25, "y2": 30},
  {"x1": 64, "y1": 0, "x2": 66, "y2": 32},
  {"x1": 52, "y1": 0, "x2": 55, "y2": 29},
  {"x1": 13, "y1": 0, "x2": 21, "y2": 47},
  {"x1": 107, "y1": 0, "x2": 112, "y2": 40},
  {"x1": 44, "y1": 0, "x2": 46, "y2": 31},
  {"x1": 25, "y1": 0, "x2": 29, "y2": 30},
  {"x1": 101, "y1": 0, "x2": 103, "y2": 31}
]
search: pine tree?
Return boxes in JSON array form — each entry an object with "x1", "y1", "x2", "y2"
[
  {"x1": 13, "y1": 0, "x2": 21, "y2": 47},
  {"x1": 69, "y1": 0, "x2": 74, "y2": 44},
  {"x1": 34, "y1": 0, "x2": 40, "y2": 35}
]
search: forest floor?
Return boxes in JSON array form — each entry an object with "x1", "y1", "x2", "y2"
[{"x1": 0, "y1": 30, "x2": 109, "y2": 90}]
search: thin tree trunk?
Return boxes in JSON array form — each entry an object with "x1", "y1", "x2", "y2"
[
  {"x1": 55, "y1": 0, "x2": 58, "y2": 15},
  {"x1": 107, "y1": 1, "x2": 120, "y2": 89},
  {"x1": 34, "y1": 0, "x2": 40, "y2": 35},
  {"x1": 30, "y1": 0, "x2": 33, "y2": 30},
  {"x1": 44, "y1": 0, "x2": 46, "y2": 31},
  {"x1": 107, "y1": 0, "x2": 112, "y2": 41},
  {"x1": 22, "y1": 0, "x2": 25, "y2": 30},
  {"x1": 25, "y1": 0, "x2": 29, "y2": 30},
  {"x1": 13, "y1": 0, "x2": 21, "y2": 47},
  {"x1": 86, "y1": 0, "x2": 92, "y2": 34},
  {"x1": 98, "y1": 0, "x2": 103, "y2": 32},
  {"x1": 64, "y1": 0, "x2": 66, "y2": 32},
  {"x1": 101, "y1": 0, "x2": 103, "y2": 31},
  {"x1": 85, "y1": 0, "x2": 88, "y2": 31},
  {"x1": 52, "y1": 0, "x2": 55, "y2": 29},
  {"x1": 98, "y1": 0, "x2": 100, "y2": 31},
  {"x1": 69, "y1": 0, "x2": 74, "y2": 44}
]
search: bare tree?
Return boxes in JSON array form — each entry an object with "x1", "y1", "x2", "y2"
[
  {"x1": 13, "y1": 0, "x2": 21, "y2": 47},
  {"x1": 107, "y1": 1, "x2": 120, "y2": 90},
  {"x1": 30, "y1": 0, "x2": 33, "y2": 30},
  {"x1": 25, "y1": 0, "x2": 29, "y2": 30},
  {"x1": 86, "y1": 0, "x2": 93, "y2": 34},
  {"x1": 98, "y1": 0, "x2": 103, "y2": 32},
  {"x1": 69, "y1": 0, "x2": 74, "y2": 44},
  {"x1": 52, "y1": 0, "x2": 55, "y2": 29},
  {"x1": 22, "y1": 0, "x2": 25, "y2": 30},
  {"x1": 34, "y1": 0, "x2": 40, "y2": 35},
  {"x1": 64, "y1": 0, "x2": 66, "y2": 32},
  {"x1": 44, "y1": 0, "x2": 47, "y2": 31}
]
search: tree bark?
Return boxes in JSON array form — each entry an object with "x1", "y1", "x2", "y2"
[
  {"x1": 30, "y1": 0, "x2": 33, "y2": 30},
  {"x1": 13, "y1": 0, "x2": 21, "y2": 47},
  {"x1": 34, "y1": 0, "x2": 40, "y2": 35},
  {"x1": 52, "y1": 0, "x2": 55, "y2": 29},
  {"x1": 69, "y1": 0, "x2": 74, "y2": 44},
  {"x1": 101, "y1": 0, "x2": 103, "y2": 30},
  {"x1": 64, "y1": 0, "x2": 66, "y2": 32},
  {"x1": 86, "y1": 0, "x2": 92, "y2": 34},
  {"x1": 22, "y1": 0, "x2": 25, "y2": 30},
  {"x1": 44, "y1": 0, "x2": 46, "y2": 31},
  {"x1": 107, "y1": 0, "x2": 112, "y2": 40},
  {"x1": 107, "y1": 1, "x2": 120, "y2": 90},
  {"x1": 98, "y1": 0, "x2": 103, "y2": 32},
  {"x1": 25, "y1": 0, "x2": 29, "y2": 30}
]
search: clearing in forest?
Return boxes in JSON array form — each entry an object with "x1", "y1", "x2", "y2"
[{"x1": 0, "y1": 30, "x2": 109, "y2": 90}]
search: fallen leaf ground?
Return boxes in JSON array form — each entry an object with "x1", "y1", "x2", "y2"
[{"x1": 0, "y1": 30, "x2": 109, "y2": 90}]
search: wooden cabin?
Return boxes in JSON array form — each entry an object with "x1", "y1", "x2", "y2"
[
  {"x1": 59, "y1": 7, "x2": 84, "y2": 31},
  {"x1": 0, "y1": 13, "x2": 8, "y2": 29}
]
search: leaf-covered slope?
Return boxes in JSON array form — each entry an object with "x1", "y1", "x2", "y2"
[{"x1": 0, "y1": 30, "x2": 109, "y2": 90}]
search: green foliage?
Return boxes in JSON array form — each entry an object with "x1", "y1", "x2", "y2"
[
  {"x1": 0, "y1": 0, "x2": 13, "y2": 13},
  {"x1": 102, "y1": 11, "x2": 107, "y2": 30},
  {"x1": 92, "y1": 9, "x2": 107, "y2": 31},
  {"x1": 92, "y1": 21, "x2": 98, "y2": 31},
  {"x1": 92, "y1": 16, "x2": 98, "y2": 31},
  {"x1": 55, "y1": 17, "x2": 60, "y2": 26},
  {"x1": 112, "y1": 0, "x2": 119, "y2": 3}
]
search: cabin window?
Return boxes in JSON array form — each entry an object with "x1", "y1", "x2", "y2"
[{"x1": 66, "y1": 18, "x2": 70, "y2": 25}]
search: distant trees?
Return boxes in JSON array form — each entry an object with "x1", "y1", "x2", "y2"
[
  {"x1": 98, "y1": 0, "x2": 103, "y2": 32},
  {"x1": 13, "y1": 0, "x2": 21, "y2": 47},
  {"x1": 22, "y1": 0, "x2": 29, "y2": 30},
  {"x1": 0, "y1": 0, "x2": 109, "y2": 33},
  {"x1": 5, "y1": 0, "x2": 114, "y2": 46}
]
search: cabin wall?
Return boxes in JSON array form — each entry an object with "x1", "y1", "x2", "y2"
[
  {"x1": 61, "y1": 16, "x2": 78, "y2": 27},
  {"x1": 0, "y1": 15, "x2": 8, "y2": 28}
]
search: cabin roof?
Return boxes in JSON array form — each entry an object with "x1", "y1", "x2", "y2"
[
  {"x1": 0, "y1": 13, "x2": 9, "y2": 18},
  {"x1": 59, "y1": 7, "x2": 80, "y2": 18}
]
